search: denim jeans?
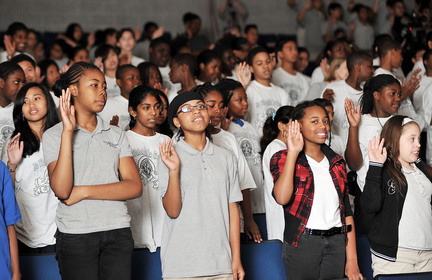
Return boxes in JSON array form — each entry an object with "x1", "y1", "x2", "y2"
[
  {"x1": 56, "y1": 227, "x2": 134, "y2": 280},
  {"x1": 282, "y1": 232, "x2": 346, "y2": 280}
]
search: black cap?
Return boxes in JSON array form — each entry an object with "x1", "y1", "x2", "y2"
[{"x1": 167, "y1": 91, "x2": 204, "y2": 127}]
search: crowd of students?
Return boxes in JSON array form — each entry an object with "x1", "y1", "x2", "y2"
[{"x1": 0, "y1": 0, "x2": 432, "y2": 279}]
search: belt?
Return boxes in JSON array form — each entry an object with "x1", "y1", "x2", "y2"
[{"x1": 304, "y1": 225, "x2": 352, "y2": 237}]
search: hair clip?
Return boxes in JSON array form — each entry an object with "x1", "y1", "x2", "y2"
[
  {"x1": 272, "y1": 111, "x2": 277, "y2": 121},
  {"x1": 402, "y1": 117, "x2": 414, "y2": 125}
]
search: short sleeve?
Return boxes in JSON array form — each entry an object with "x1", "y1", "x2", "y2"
[
  {"x1": 0, "y1": 161, "x2": 21, "y2": 226},
  {"x1": 118, "y1": 130, "x2": 133, "y2": 159},
  {"x1": 42, "y1": 126, "x2": 61, "y2": 166},
  {"x1": 227, "y1": 153, "x2": 243, "y2": 204},
  {"x1": 270, "y1": 150, "x2": 288, "y2": 183},
  {"x1": 0, "y1": 136, "x2": 11, "y2": 164}
]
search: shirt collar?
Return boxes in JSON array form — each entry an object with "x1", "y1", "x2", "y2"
[
  {"x1": 177, "y1": 137, "x2": 214, "y2": 155},
  {"x1": 75, "y1": 114, "x2": 111, "y2": 134},
  {"x1": 232, "y1": 118, "x2": 244, "y2": 127}
]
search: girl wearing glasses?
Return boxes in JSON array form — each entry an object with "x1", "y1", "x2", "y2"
[{"x1": 159, "y1": 91, "x2": 245, "y2": 279}]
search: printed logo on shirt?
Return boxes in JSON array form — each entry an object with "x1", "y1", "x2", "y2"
[
  {"x1": 103, "y1": 140, "x2": 119, "y2": 148},
  {"x1": 387, "y1": 179, "x2": 396, "y2": 195},
  {"x1": 0, "y1": 124, "x2": 13, "y2": 152},
  {"x1": 137, "y1": 156, "x2": 158, "y2": 189},
  {"x1": 33, "y1": 159, "x2": 50, "y2": 196},
  {"x1": 240, "y1": 139, "x2": 253, "y2": 157}
]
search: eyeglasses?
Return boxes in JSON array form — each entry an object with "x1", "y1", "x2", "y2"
[{"x1": 176, "y1": 103, "x2": 207, "y2": 116}]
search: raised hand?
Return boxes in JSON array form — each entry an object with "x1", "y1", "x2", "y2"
[
  {"x1": 368, "y1": 135, "x2": 387, "y2": 164},
  {"x1": 220, "y1": 107, "x2": 233, "y2": 130},
  {"x1": 59, "y1": 88, "x2": 76, "y2": 133},
  {"x1": 94, "y1": 57, "x2": 104, "y2": 73},
  {"x1": 4, "y1": 35, "x2": 16, "y2": 58},
  {"x1": 320, "y1": 57, "x2": 329, "y2": 78},
  {"x1": 344, "y1": 98, "x2": 361, "y2": 128},
  {"x1": 235, "y1": 62, "x2": 251, "y2": 88},
  {"x1": 110, "y1": 115, "x2": 119, "y2": 127},
  {"x1": 7, "y1": 133, "x2": 24, "y2": 167},
  {"x1": 60, "y1": 62, "x2": 72, "y2": 74},
  {"x1": 322, "y1": 88, "x2": 335, "y2": 101},
  {"x1": 401, "y1": 68, "x2": 421, "y2": 100},
  {"x1": 159, "y1": 139, "x2": 180, "y2": 172},
  {"x1": 283, "y1": 120, "x2": 304, "y2": 154}
]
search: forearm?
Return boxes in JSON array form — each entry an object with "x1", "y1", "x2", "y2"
[
  {"x1": 76, "y1": 178, "x2": 142, "y2": 201},
  {"x1": 50, "y1": 132, "x2": 74, "y2": 199},
  {"x1": 345, "y1": 216, "x2": 358, "y2": 263},
  {"x1": 345, "y1": 126, "x2": 363, "y2": 171},
  {"x1": 8, "y1": 225, "x2": 20, "y2": 279},
  {"x1": 229, "y1": 202, "x2": 241, "y2": 262},
  {"x1": 297, "y1": 8, "x2": 307, "y2": 23},
  {"x1": 239, "y1": 189, "x2": 253, "y2": 222},
  {"x1": 273, "y1": 153, "x2": 298, "y2": 205},
  {"x1": 162, "y1": 170, "x2": 182, "y2": 218}
]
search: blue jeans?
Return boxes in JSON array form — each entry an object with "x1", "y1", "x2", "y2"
[
  {"x1": 56, "y1": 228, "x2": 134, "y2": 280},
  {"x1": 282, "y1": 232, "x2": 346, "y2": 280}
]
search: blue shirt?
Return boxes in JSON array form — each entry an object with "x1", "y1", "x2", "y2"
[{"x1": 0, "y1": 161, "x2": 21, "y2": 280}]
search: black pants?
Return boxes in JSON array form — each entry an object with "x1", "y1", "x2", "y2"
[
  {"x1": 56, "y1": 227, "x2": 134, "y2": 280},
  {"x1": 282, "y1": 232, "x2": 346, "y2": 280}
]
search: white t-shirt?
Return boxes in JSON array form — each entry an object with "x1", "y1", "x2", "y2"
[
  {"x1": 159, "y1": 65, "x2": 181, "y2": 92},
  {"x1": 98, "y1": 95, "x2": 130, "y2": 131},
  {"x1": 413, "y1": 75, "x2": 432, "y2": 122},
  {"x1": 398, "y1": 164, "x2": 432, "y2": 250},
  {"x1": 423, "y1": 81, "x2": 432, "y2": 166},
  {"x1": 245, "y1": 80, "x2": 289, "y2": 138},
  {"x1": 407, "y1": 59, "x2": 426, "y2": 81},
  {"x1": 1, "y1": 142, "x2": 58, "y2": 248},
  {"x1": 305, "y1": 155, "x2": 342, "y2": 230},
  {"x1": 326, "y1": 133, "x2": 344, "y2": 157},
  {"x1": 356, "y1": 114, "x2": 391, "y2": 190},
  {"x1": 321, "y1": 80, "x2": 362, "y2": 149},
  {"x1": 305, "y1": 81, "x2": 327, "y2": 101},
  {"x1": 105, "y1": 75, "x2": 121, "y2": 98},
  {"x1": 0, "y1": 103, "x2": 15, "y2": 156},
  {"x1": 311, "y1": 66, "x2": 325, "y2": 85},
  {"x1": 228, "y1": 119, "x2": 265, "y2": 213},
  {"x1": 271, "y1": 67, "x2": 311, "y2": 106},
  {"x1": 125, "y1": 131, "x2": 169, "y2": 251},
  {"x1": 49, "y1": 91, "x2": 59, "y2": 108},
  {"x1": 262, "y1": 139, "x2": 286, "y2": 242},
  {"x1": 131, "y1": 55, "x2": 145, "y2": 67},
  {"x1": 353, "y1": 19, "x2": 374, "y2": 51}
]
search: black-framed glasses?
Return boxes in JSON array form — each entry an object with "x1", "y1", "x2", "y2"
[{"x1": 176, "y1": 103, "x2": 207, "y2": 116}]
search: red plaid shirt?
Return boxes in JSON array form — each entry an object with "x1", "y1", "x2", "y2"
[{"x1": 270, "y1": 144, "x2": 352, "y2": 247}]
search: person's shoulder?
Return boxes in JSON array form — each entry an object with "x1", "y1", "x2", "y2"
[{"x1": 44, "y1": 122, "x2": 63, "y2": 137}]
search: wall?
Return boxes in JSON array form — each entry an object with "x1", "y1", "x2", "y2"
[{"x1": 0, "y1": 0, "x2": 300, "y2": 40}]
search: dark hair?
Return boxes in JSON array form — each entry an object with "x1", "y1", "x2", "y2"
[
  {"x1": 6, "y1": 22, "x2": 28, "y2": 36},
  {"x1": 117, "y1": 28, "x2": 135, "y2": 42},
  {"x1": 149, "y1": 37, "x2": 170, "y2": 49},
  {"x1": 69, "y1": 46, "x2": 88, "y2": 61},
  {"x1": 191, "y1": 82, "x2": 221, "y2": 100},
  {"x1": 346, "y1": 51, "x2": 372, "y2": 71},
  {"x1": 297, "y1": 47, "x2": 309, "y2": 56},
  {"x1": 380, "y1": 115, "x2": 419, "y2": 194},
  {"x1": 172, "y1": 53, "x2": 197, "y2": 76},
  {"x1": 155, "y1": 90, "x2": 173, "y2": 137},
  {"x1": 260, "y1": 105, "x2": 294, "y2": 155},
  {"x1": 51, "y1": 39, "x2": 70, "y2": 56},
  {"x1": 377, "y1": 38, "x2": 401, "y2": 58},
  {"x1": 65, "y1": 23, "x2": 82, "y2": 43},
  {"x1": 137, "y1": 62, "x2": 163, "y2": 87},
  {"x1": 37, "y1": 59, "x2": 59, "y2": 89},
  {"x1": 52, "y1": 62, "x2": 101, "y2": 98},
  {"x1": 128, "y1": 85, "x2": 162, "y2": 129},
  {"x1": 183, "y1": 12, "x2": 200, "y2": 24},
  {"x1": 215, "y1": 78, "x2": 243, "y2": 107},
  {"x1": 231, "y1": 37, "x2": 249, "y2": 52},
  {"x1": 144, "y1": 22, "x2": 158, "y2": 33},
  {"x1": 116, "y1": 64, "x2": 138, "y2": 80},
  {"x1": 275, "y1": 37, "x2": 296, "y2": 53},
  {"x1": 244, "y1": 24, "x2": 258, "y2": 34},
  {"x1": 313, "y1": 98, "x2": 333, "y2": 108},
  {"x1": 103, "y1": 28, "x2": 117, "y2": 44},
  {"x1": 12, "y1": 83, "x2": 59, "y2": 157},
  {"x1": 423, "y1": 49, "x2": 432, "y2": 66},
  {"x1": 11, "y1": 54, "x2": 36, "y2": 68},
  {"x1": 196, "y1": 50, "x2": 221, "y2": 76},
  {"x1": 373, "y1": 34, "x2": 392, "y2": 55},
  {"x1": 328, "y1": 2, "x2": 343, "y2": 14},
  {"x1": 95, "y1": 44, "x2": 119, "y2": 62},
  {"x1": 0, "y1": 61, "x2": 24, "y2": 81},
  {"x1": 324, "y1": 38, "x2": 346, "y2": 60},
  {"x1": 360, "y1": 74, "x2": 400, "y2": 114},
  {"x1": 247, "y1": 46, "x2": 268, "y2": 66},
  {"x1": 427, "y1": 31, "x2": 432, "y2": 44}
]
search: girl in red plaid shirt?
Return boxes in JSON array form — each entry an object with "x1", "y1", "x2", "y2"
[{"x1": 271, "y1": 100, "x2": 363, "y2": 280}]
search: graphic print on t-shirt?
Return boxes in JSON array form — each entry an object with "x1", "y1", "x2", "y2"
[{"x1": 33, "y1": 158, "x2": 50, "y2": 196}]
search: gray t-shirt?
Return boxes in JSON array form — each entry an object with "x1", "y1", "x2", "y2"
[
  {"x1": 158, "y1": 138, "x2": 243, "y2": 278},
  {"x1": 42, "y1": 115, "x2": 132, "y2": 234}
]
